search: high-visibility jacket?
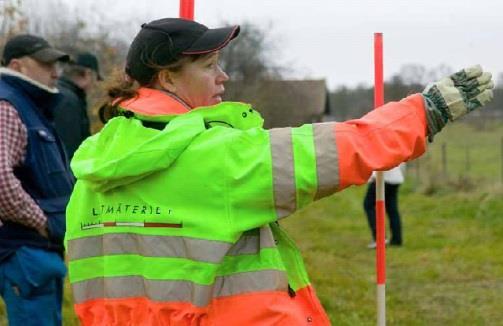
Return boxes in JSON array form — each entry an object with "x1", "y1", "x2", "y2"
[{"x1": 66, "y1": 88, "x2": 428, "y2": 325}]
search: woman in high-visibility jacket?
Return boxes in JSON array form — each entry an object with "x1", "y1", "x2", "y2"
[{"x1": 65, "y1": 18, "x2": 494, "y2": 325}]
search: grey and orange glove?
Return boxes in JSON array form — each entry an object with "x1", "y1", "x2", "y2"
[{"x1": 422, "y1": 65, "x2": 494, "y2": 140}]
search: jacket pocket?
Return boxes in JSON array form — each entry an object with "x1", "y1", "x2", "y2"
[
  {"x1": 33, "y1": 128, "x2": 67, "y2": 174},
  {"x1": 36, "y1": 196, "x2": 69, "y2": 244},
  {"x1": 4, "y1": 246, "x2": 66, "y2": 297}
]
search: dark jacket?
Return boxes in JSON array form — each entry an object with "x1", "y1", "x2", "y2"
[
  {"x1": 0, "y1": 73, "x2": 74, "y2": 261},
  {"x1": 53, "y1": 77, "x2": 90, "y2": 160}
]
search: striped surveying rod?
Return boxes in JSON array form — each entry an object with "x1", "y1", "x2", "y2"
[
  {"x1": 179, "y1": 0, "x2": 195, "y2": 20},
  {"x1": 374, "y1": 32, "x2": 386, "y2": 326}
]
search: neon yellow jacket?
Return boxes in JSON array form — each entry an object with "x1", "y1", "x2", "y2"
[{"x1": 66, "y1": 88, "x2": 429, "y2": 325}]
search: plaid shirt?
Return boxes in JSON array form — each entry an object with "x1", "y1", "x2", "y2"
[{"x1": 0, "y1": 100, "x2": 46, "y2": 229}]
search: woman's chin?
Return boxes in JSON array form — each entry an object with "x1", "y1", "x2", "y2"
[{"x1": 197, "y1": 97, "x2": 222, "y2": 107}]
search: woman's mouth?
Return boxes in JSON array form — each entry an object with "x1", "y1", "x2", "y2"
[{"x1": 213, "y1": 92, "x2": 224, "y2": 101}]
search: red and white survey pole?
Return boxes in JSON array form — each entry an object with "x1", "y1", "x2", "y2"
[
  {"x1": 374, "y1": 32, "x2": 386, "y2": 326},
  {"x1": 179, "y1": 0, "x2": 195, "y2": 20}
]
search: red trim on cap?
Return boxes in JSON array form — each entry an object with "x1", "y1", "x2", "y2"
[{"x1": 181, "y1": 26, "x2": 239, "y2": 55}]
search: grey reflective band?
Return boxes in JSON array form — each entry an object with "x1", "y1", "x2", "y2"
[
  {"x1": 68, "y1": 233, "x2": 229, "y2": 263},
  {"x1": 313, "y1": 123, "x2": 339, "y2": 199},
  {"x1": 227, "y1": 225, "x2": 276, "y2": 255},
  {"x1": 269, "y1": 128, "x2": 296, "y2": 218},
  {"x1": 72, "y1": 269, "x2": 288, "y2": 306},
  {"x1": 68, "y1": 228, "x2": 276, "y2": 263}
]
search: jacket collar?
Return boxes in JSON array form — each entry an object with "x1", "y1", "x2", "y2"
[
  {"x1": 58, "y1": 77, "x2": 86, "y2": 100},
  {"x1": 119, "y1": 87, "x2": 190, "y2": 116},
  {"x1": 0, "y1": 67, "x2": 62, "y2": 119},
  {"x1": 0, "y1": 67, "x2": 59, "y2": 94}
]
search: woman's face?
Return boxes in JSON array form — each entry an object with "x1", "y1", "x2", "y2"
[{"x1": 169, "y1": 52, "x2": 229, "y2": 108}]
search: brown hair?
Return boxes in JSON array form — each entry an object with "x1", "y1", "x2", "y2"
[{"x1": 99, "y1": 53, "x2": 208, "y2": 123}]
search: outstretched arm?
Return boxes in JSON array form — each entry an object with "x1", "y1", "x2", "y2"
[{"x1": 227, "y1": 65, "x2": 493, "y2": 225}]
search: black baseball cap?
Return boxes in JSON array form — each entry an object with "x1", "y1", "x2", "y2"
[
  {"x1": 126, "y1": 18, "x2": 240, "y2": 85},
  {"x1": 1, "y1": 34, "x2": 70, "y2": 66},
  {"x1": 74, "y1": 52, "x2": 103, "y2": 81}
]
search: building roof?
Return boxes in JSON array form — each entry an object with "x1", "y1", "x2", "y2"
[{"x1": 223, "y1": 79, "x2": 329, "y2": 128}]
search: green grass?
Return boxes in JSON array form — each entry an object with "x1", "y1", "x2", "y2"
[
  {"x1": 284, "y1": 183, "x2": 503, "y2": 325},
  {"x1": 1, "y1": 122, "x2": 502, "y2": 325}
]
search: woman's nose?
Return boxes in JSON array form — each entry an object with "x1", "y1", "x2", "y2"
[{"x1": 217, "y1": 65, "x2": 229, "y2": 83}]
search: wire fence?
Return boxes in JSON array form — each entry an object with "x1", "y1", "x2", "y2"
[{"x1": 408, "y1": 135, "x2": 503, "y2": 191}]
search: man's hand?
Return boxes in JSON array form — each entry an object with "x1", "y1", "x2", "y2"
[
  {"x1": 37, "y1": 225, "x2": 49, "y2": 238},
  {"x1": 422, "y1": 65, "x2": 494, "y2": 122}
]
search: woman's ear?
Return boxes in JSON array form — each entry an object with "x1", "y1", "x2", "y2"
[{"x1": 157, "y1": 70, "x2": 177, "y2": 93}]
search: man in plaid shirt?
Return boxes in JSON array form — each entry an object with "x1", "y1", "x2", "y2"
[{"x1": 0, "y1": 34, "x2": 74, "y2": 326}]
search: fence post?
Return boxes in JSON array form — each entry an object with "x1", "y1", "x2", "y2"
[
  {"x1": 415, "y1": 159, "x2": 421, "y2": 183},
  {"x1": 441, "y1": 142, "x2": 447, "y2": 178},
  {"x1": 465, "y1": 145, "x2": 471, "y2": 173},
  {"x1": 501, "y1": 136, "x2": 503, "y2": 184}
]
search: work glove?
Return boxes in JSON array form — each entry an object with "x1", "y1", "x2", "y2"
[{"x1": 422, "y1": 65, "x2": 494, "y2": 139}]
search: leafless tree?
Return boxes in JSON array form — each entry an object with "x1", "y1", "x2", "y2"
[
  {"x1": 219, "y1": 21, "x2": 284, "y2": 82},
  {"x1": 398, "y1": 64, "x2": 453, "y2": 86}
]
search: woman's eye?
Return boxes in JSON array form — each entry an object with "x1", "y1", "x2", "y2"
[{"x1": 208, "y1": 60, "x2": 221, "y2": 69}]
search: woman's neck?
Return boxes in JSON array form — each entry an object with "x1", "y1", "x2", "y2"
[{"x1": 150, "y1": 84, "x2": 192, "y2": 110}]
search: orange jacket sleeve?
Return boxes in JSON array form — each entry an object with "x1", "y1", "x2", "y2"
[{"x1": 335, "y1": 94, "x2": 427, "y2": 190}]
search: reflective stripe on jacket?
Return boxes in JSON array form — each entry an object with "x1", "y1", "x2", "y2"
[{"x1": 66, "y1": 88, "x2": 427, "y2": 325}]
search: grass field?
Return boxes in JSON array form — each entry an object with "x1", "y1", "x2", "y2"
[
  {"x1": 284, "y1": 182, "x2": 503, "y2": 325},
  {"x1": 1, "y1": 122, "x2": 502, "y2": 325}
]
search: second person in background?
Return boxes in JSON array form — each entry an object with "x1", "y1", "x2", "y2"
[
  {"x1": 364, "y1": 163, "x2": 406, "y2": 248},
  {"x1": 53, "y1": 52, "x2": 102, "y2": 160}
]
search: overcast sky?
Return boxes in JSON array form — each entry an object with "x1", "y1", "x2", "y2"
[{"x1": 63, "y1": 0, "x2": 503, "y2": 88}]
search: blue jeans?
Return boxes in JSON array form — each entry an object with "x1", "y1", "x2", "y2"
[{"x1": 0, "y1": 246, "x2": 66, "y2": 326}]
